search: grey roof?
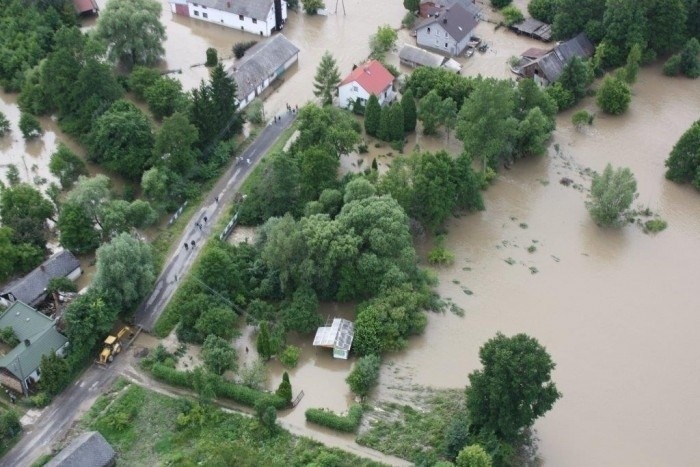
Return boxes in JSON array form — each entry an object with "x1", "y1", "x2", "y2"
[
  {"x1": 536, "y1": 33, "x2": 594, "y2": 82},
  {"x1": 187, "y1": 0, "x2": 273, "y2": 20},
  {"x1": 510, "y1": 17, "x2": 552, "y2": 41},
  {"x1": 46, "y1": 431, "x2": 116, "y2": 467},
  {"x1": 0, "y1": 250, "x2": 80, "y2": 306},
  {"x1": 0, "y1": 302, "x2": 68, "y2": 381},
  {"x1": 399, "y1": 45, "x2": 445, "y2": 67},
  {"x1": 416, "y1": 3, "x2": 478, "y2": 42},
  {"x1": 228, "y1": 34, "x2": 299, "y2": 100}
]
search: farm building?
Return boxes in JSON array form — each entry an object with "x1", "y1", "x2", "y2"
[
  {"x1": 228, "y1": 34, "x2": 299, "y2": 109},
  {"x1": 337, "y1": 60, "x2": 396, "y2": 109},
  {"x1": 399, "y1": 45, "x2": 463, "y2": 73},
  {"x1": 510, "y1": 17, "x2": 552, "y2": 42},
  {"x1": 519, "y1": 33, "x2": 595, "y2": 86},
  {"x1": 0, "y1": 250, "x2": 81, "y2": 308},
  {"x1": 169, "y1": 0, "x2": 287, "y2": 37},
  {"x1": 414, "y1": 3, "x2": 479, "y2": 57},
  {"x1": 313, "y1": 318, "x2": 354, "y2": 360},
  {"x1": 0, "y1": 301, "x2": 69, "y2": 395}
]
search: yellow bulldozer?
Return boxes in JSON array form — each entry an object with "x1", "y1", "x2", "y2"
[{"x1": 96, "y1": 326, "x2": 133, "y2": 365}]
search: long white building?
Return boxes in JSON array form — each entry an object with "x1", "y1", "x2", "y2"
[{"x1": 170, "y1": 0, "x2": 287, "y2": 37}]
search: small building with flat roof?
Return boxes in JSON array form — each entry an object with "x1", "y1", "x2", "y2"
[{"x1": 313, "y1": 318, "x2": 354, "y2": 359}]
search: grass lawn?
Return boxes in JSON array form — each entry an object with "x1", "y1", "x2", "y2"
[
  {"x1": 357, "y1": 388, "x2": 464, "y2": 465},
  {"x1": 82, "y1": 382, "x2": 384, "y2": 466}
]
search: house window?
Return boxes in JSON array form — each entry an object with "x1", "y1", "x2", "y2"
[
  {"x1": 351, "y1": 85, "x2": 359, "y2": 92},
  {"x1": 445, "y1": 42, "x2": 448, "y2": 48},
  {"x1": 203, "y1": 12, "x2": 208, "y2": 18},
  {"x1": 239, "y1": 14, "x2": 244, "y2": 20},
  {"x1": 194, "y1": 10, "x2": 199, "y2": 16},
  {"x1": 445, "y1": 31, "x2": 448, "y2": 38},
  {"x1": 193, "y1": 2, "x2": 198, "y2": 5},
  {"x1": 252, "y1": 18, "x2": 257, "y2": 24},
  {"x1": 202, "y1": 4, "x2": 206, "y2": 8}
]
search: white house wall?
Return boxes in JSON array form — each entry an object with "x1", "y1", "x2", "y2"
[
  {"x1": 338, "y1": 82, "x2": 370, "y2": 108},
  {"x1": 416, "y1": 23, "x2": 468, "y2": 56},
  {"x1": 187, "y1": 3, "x2": 273, "y2": 36}
]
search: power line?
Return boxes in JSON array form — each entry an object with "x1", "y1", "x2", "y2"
[{"x1": 189, "y1": 274, "x2": 247, "y2": 316}]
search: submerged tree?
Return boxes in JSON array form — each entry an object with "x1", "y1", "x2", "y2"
[
  {"x1": 665, "y1": 119, "x2": 700, "y2": 187},
  {"x1": 96, "y1": 0, "x2": 166, "y2": 67},
  {"x1": 596, "y1": 76, "x2": 631, "y2": 115},
  {"x1": 587, "y1": 163, "x2": 637, "y2": 227},
  {"x1": 313, "y1": 51, "x2": 341, "y2": 106}
]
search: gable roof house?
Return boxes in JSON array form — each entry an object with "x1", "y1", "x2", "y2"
[
  {"x1": 0, "y1": 302, "x2": 69, "y2": 395},
  {"x1": 520, "y1": 33, "x2": 595, "y2": 86},
  {"x1": 169, "y1": 0, "x2": 288, "y2": 37},
  {"x1": 415, "y1": 3, "x2": 479, "y2": 57},
  {"x1": 227, "y1": 34, "x2": 299, "y2": 109},
  {"x1": 46, "y1": 431, "x2": 116, "y2": 467},
  {"x1": 399, "y1": 45, "x2": 462, "y2": 73},
  {"x1": 337, "y1": 60, "x2": 396, "y2": 109},
  {"x1": 419, "y1": 0, "x2": 480, "y2": 19},
  {"x1": 0, "y1": 250, "x2": 81, "y2": 308}
]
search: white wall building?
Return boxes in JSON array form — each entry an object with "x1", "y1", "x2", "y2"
[
  {"x1": 337, "y1": 60, "x2": 396, "y2": 109},
  {"x1": 170, "y1": 0, "x2": 287, "y2": 37}
]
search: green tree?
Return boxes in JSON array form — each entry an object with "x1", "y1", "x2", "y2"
[
  {"x1": 63, "y1": 290, "x2": 118, "y2": 363},
  {"x1": 618, "y1": 43, "x2": 642, "y2": 84},
  {"x1": 679, "y1": 37, "x2": 700, "y2": 78},
  {"x1": 344, "y1": 177, "x2": 376, "y2": 204},
  {"x1": 501, "y1": 5, "x2": 524, "y2": 26},
  {"x1": 456, "y1": 445, "x2": 492, "y2": 467},
  {"x1": 153, "y1": 112, "x2": 199, "y2": 178},
  {"x1": 491, "y1": 0, "x2": 512, "y2": 8},
  {"x1": 346, "y1": 354, "x2": 380, "y2": 398},
  {"x1": 665, "y1": 120, "x2": 700, "y2": 186},
  {"x1": 88, "y1": 100, "x2": 154, "y2": 180},
  {"x1": 600, "y1": 0, "x2": 648, "y2": 67},
  {"x1": 586, "y1": 163, "x2": 637, "y2": 226},
  {"x1": 558, "y1": 56, "x2": 592, "y2": 102},
  {"x1": 596, "y1": 76, "x2": 631, "y2": 115},
  {"x1": 466, "y1": 333, "x2": 561, "y2": 443},
  {"x1": 128, "y1": 66, "x2": 162, "y2": 100},
  {"x1": 378, "y1": 105, "x2": 391, "y2": 142},
  {"x1": 256, "y1": 321, "x2": 273, "y2": 360},
  {"x1": 364, "y1": 94, "x2": 381, "y2": 136},
  {"x1": 189, "y1": 63, "x2": 240, "y2": 151},
  {"x1": 92, "y1": 232, "x2": 155, "y2": 313},
  {"x1": 515, "y1": 107, "x2": 551, "y2": 158},
  {"x1": 195, "y1": 306, "x2": 237, "y2": 341},
  {"x1": 313, "y1": 51, "x2": 341, "y2": 106},
  {"x1": 95, "y1": 0, "x2": 166, "y2": 67},
  {"x1": 64, "y1": 175, "x2": 111, "y2": 233},
  {"x1": 0, "y1": 227, "x2": 43, "y2": 280},
  {"x1": 453, "y1": 153, "x2": 485, "y2": 212},
  {"x1": 663, "y1": 54, "x2": 682, "y2": 76},
  {"x1": 5, "y1": 165, "x2": 20, "y2": 186},
  {"x1": 38, "y1": 352, "x2": 70, "y2": 395},
  {"x1": 302, "y1": 0, "x2": 325, "y2": 15},
  {"x1": 145, "y1": 77, "x2": 187, "y2": 120},
  {"x1": 205, "y1": 47, "x2": 218, "y2": 67},
  {"x1": 369, "y1": 25, "x2": 398, "y2": 60},
  {"x1": 0, "y1": 183, "x2": 54, "y2": 250},
  {"x1": 0, "y1": 111, "x2": 10, "y2": 136},
  {"x1": 282, "y1": 287, "x2": 322, "y2": 333},
  {"x1": 141, "y1": 167, "x2": 168, "y2": 204},
  {"x1": 410, "y1": 151, "x2": 457, "y2": 229},
  {"x1": 528, "y1": 0, "x2": 559, "y2": 23},
  {"x1": 299, "y1": 146, "x2": 339, "y2": 202},
  {"x1": 441, "y1": 97, "x2": 458, "y2": 141},
  {"x1": 552, "y1": 0, "x2": 605, "y2": 42},
  {"x1": 0, "y1": 410, "x2": 21, "y2": 442},
  {"x1": 201, "y1": 335, "x2": 237, "y2": 375},
  {"x1": 276, "y1": 371, "x2": 293, "y2": 405},
  {"x1": 387, "y1": 101, "x2": 404, "y2": 142},
  {"x1": 49, "y1": 144, "x2": 88, "y2": 189},
  {"x1": 403, "y1": 0, "x2": 419, "y2": 11},
  {"x1": 647, "y1": 0, "x2": 688, "y2": 55},
  {"x1": 58, "y1": 201, "x2": 100, "y2": 252},
  {"x1": 401, "y1": 89, "x2": 417, "y2": 133},
  {"x1": 19, "y1": 112, "x2": 42, "y2": 139},
  {"x1": 418, "y1": 89, "x2": 443, "y2": 135},
  {"x1": 457, "y1": 79, "x2": 518, "y2": 169}
]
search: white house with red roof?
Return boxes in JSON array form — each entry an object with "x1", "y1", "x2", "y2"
[{"x1": 337, "y1": 60, "x2": 396, "y2": 109}]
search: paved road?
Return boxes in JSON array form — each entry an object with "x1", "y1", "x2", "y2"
[{"x1": 0, "y1": 111, "x2": 296, "y2": 467}]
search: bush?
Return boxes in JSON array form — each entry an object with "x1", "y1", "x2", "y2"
[
  {"x1": 346, "y1": 354, "x2": 381, "y2": 398},
  {"x1": 275, "y1": 371, "x2": 292, "y2": 405},
  {"x1": 233, "y1": 41, "x2": 257, "y2": 59},
  {"x1": 571, "y1": 110, "x2": 594, "y2": 128},
  {"x1": 205, "y1": 48, "x2": 218, "y2": 67},
  {"x1": 501, "y1": 5, "x2": 524, "y2": 27},
  {"x1": 279, "y1": 345, "x2": 301, "y2": 368},
  {"x1": 30, "y1": 392, "x2": 51, "y2": 408},
  {"x1": 546, "y1": 82, "x2": 575, "y2": 111},
  {"x1": 491, "y1": 0, "x2": 512, "y2": 8},
  {"x1": 19, "y1": 112, "x2": 42, "y2": 139},
  {"x1": 0, "y1": 111, "x2": 10, "y2": 136},
  {"x1": 663, "y1": 54, "x2": 681, "y2": 76},
  {"x1": 644, "y1": 219, "x2": 668, "y2": 233},
  {"x1": 0, "y1": 327, "x2": 19, "y2": 347},
  {"x1": 527, "y1": 0, "x2": 558, "y2": 23},
  {"x1": 246, "y1": 99, "x2": 265, "y2": 124},
  {"x1": 305, "y1": 405, "x2": 363, "y2": 433},
  {"x1": 596, "y1": 76, "x2": 631, "y2": 115},
  {"x1": 402, "y1": 12, "x2": 416, "y2": 29},
  {"x1": 428, "y1": 235, "x2": 455, "y2": 265}
]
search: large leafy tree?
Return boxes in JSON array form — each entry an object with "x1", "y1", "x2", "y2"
[
  {"x1": 145, "y1": 77, "x2": 187, "y2": 120},
  {"x1": 552, "y1": 0, "x2": 605, "y2": 42},
  {"x1": 312, "y1": 51, "x2": 341, "y2": 106},
  {"x1": 299, "y1": 146, "x2": 339, "y2": 202},
  {"x1": 647, "y1": 0, "x2": 688, "y2": 55},
  {"x1": 95, "y1": 0, "x2": 166, "y2": 67},
  {"x1": 418, "y1": 89, "x2": 443, "y2": 135},
  {"x1": 201, "y1": 335, "x2": 237, "y2": 375},
  {"x1": 527, "y1": 0, "x2": 559, "y2": 23},
  {"x1": 58, "y1": 201, "x2": 100, "y2": 253},
  {"x1": 558, "y1": 56, "x2": 593, "y2": 102},
  {"x1": 88, "y1": 100, "x2": 154, "y2": 180},
  {"x1": 457, "y1": 79, "x2": 518, "y2": 169},
  {"x1": 410, "y1": 151, "x2": 457, "y2": 230},
  {"x1": 63, "y1": 290, "x2": 118, "y2": 363},
  {"x1": 369, "y1": 25, "x2": 398, "y2": 60},
  {"x1": 49, "y1": 143, "x2": 88, "y2": 189},
  {"x1": 153, "y1": 112, "x2": 199, "y2": 179},
  {"x1": 596, "y1": 76, "x2": 631, "y2": 115},
  {"x1": 346, "y1": 354, "x2": 380, "y2": 398},
  {"x1": 665, "y1": 119, "x2": 700, "y2": 186},
  {"x1": 0, "y1": 183, "x2": 54, "y2": 250},
  {"x1": 0, "y1": 227, "x2": 44, "y2": 281},
  {"x1": 466, "y1": 333, "x2": 561, "y2": 443},
  {"x1": 92, "y1": 232, "x2": 156, "y2": 313},
  {"x1": 586, "y1": 163, "x2": 637, "y2": 226}
]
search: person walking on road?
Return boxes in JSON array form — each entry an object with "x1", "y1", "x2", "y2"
[{"x1": 184, "y1": 242, "x2": 189, "y2": 251}]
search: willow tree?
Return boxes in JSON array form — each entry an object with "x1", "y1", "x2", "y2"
[{"x1": 96, "y1": 0, "x2": 166, "y2": 67}]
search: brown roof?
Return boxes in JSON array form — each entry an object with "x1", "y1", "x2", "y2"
[
  {"x1": 521, "y1": 47, "x2": 550, "y2": 59},
  {"x1": 72, "y1": 0, "x2": 98, "y2": 14}
]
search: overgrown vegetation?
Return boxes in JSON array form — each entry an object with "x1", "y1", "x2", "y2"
[
  {"x1": 587, "y1": 164, "x2": 638, "y2": 227},
  {"x1": 84, "y1": 383, "x2": 379, "y2": 465},
  {"x1": 665, "y1": 119, "x2": 700, "y2": 189},
  {"x1": 305, "y1": 405, "x2": 364, "y2": 433}
]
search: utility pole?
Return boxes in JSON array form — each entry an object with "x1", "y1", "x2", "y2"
[{"x1": 334, "y1": 0, "x2": 346, "y2": 15}]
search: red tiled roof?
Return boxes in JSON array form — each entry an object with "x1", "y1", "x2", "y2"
[
  {"x1": 72, "y1": 0, "x2": 98, "y2": 14},
  {"x1": 339, "y1": 60, "x2": 394, "y2": 95}
]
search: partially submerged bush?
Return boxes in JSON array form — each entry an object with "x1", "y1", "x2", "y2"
[
  {"x1": 644, "y1": 218, "x2": 668, "y2": 233},
  {"x1": 233, "y1": 41, "x2": 257, "y2": 59},
  {"x1": 305, "y1": 404, "x2": 363, "y2": 432}
]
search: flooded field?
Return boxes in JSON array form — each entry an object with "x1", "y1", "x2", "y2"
[{"x1": 381, "y1": 66, "x2": 700, "y2": 466}]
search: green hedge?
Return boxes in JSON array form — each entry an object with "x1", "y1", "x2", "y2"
[
  {"x1": 305, "y1": 405, "x2": 363, "y2": 433},
  {"x1": 148, "y1": 363, "x2": 286, "y2": 409}
]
